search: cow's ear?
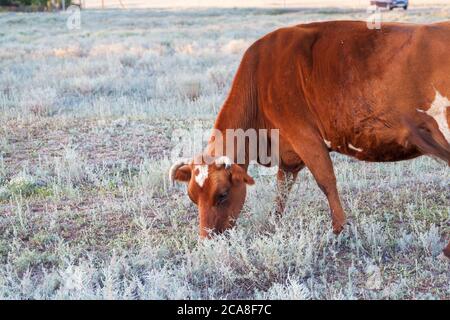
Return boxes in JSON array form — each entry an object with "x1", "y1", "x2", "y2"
[
  {"x1": 172, "y1": 164, "x2": 192, "y2": 183},
  {"x1": 231, "y1": 165, "x2": 255, "y2": 185}
]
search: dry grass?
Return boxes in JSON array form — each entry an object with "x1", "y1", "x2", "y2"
[{"x1": 0, "y1": 6, "x2": 449, "y2": 299}]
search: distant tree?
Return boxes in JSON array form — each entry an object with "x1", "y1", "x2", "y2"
[
  {"x1": 0, "y1": 0, "x2": 15, "y2": 6},
  {"x1": 0, "y1": 0, "x2": 41, "y2": 6},
  {"x1": 0, "y1": 0, "x2": 71, "y2": 9}
]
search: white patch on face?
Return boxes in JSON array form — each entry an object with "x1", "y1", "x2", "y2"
[
  {"x1": 418, "y1": 91, "x2": 450, "y2": 143},
  {"x1": 194, "y1": 165, "x2": 209, "y2": 188},
  {"x1": 348, "y1": 143, "x2": 363, "y2": 152},
  {"x1": 324, "y1": 139, "x2": 331, "y2": 148}
]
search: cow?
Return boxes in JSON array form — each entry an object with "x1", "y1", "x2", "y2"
[{"x1": 169, "y1": 21, "x2": 450, "y2": 258}]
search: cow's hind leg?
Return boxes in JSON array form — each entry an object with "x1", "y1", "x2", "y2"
[
  {"x1": 404, "y1": 117, "x2": 450, "y2": 257},
  {"x1": 273, "y1": 167, "x2": 303, "y2": 216},
  {"x1": 290, "y1": 133, "x2": 347, "y2": 234}
]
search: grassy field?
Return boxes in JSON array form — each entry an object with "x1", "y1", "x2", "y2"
[{"x1": 0, "y1": 6, "x2": 449, "y2": 299}]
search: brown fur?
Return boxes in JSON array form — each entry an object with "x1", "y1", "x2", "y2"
[{"x1": 171, "y1": 21, "x2": 450, "y2": 258}]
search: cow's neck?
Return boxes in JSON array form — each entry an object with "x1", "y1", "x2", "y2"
[{"x1": 204, "y1": 94, "x2": 260, "y2": 166}]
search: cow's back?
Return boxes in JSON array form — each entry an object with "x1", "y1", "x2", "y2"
[{"x1": 251, "y1": 21, "x2": 450, "y2": 162}]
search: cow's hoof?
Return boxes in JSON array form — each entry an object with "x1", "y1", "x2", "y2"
[{"x1": 332, "y1": 222, "x2": 346, "y2": 235}]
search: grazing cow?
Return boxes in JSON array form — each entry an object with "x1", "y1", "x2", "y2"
[{"x1": 170, "y1": 21, "x2": 450, "y2": 258}]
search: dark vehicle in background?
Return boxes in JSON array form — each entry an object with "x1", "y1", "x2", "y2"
[{"x1": 371, "y1": 0, "x2": 409, "y2": 10}]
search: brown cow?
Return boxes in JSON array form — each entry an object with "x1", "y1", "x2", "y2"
[{"x1": 170, "y1": 21, "x2": 450, "y2": 258}]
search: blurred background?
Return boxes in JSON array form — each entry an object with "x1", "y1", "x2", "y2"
[{"x1": 1, "y1": 0, "x2": 449, "y2": 10}]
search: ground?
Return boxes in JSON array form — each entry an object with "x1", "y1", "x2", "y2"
[{"x1": 0, "y1": 6, "x2": 449, "y2": 299}]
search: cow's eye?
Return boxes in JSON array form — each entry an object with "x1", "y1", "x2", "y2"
[{"x1": 216, "y1": 191, "x2": 229, "y2": 206}]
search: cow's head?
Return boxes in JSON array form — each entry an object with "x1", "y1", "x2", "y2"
[{"x1": 169, "y1": 156, "x2": 255, "y2": 238}]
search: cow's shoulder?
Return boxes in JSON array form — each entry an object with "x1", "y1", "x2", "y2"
[{"x1": 245, "y1": 23, "x2": 323, "y2": 73}]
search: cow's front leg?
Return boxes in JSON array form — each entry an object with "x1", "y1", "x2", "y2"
[
  {"x1": 273, "y1": 168, "x2": 302, "y2": 216},
  {"x1": 290, "y1": 131, "x2": 347, "y2": 234}
]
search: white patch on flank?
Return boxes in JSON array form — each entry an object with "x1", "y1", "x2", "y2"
[
  {"x1": 324, "y1": 139, "x2": 331, "y2": 148},
  {"x1": 419, "y1": 91, "x2": 450, "y2": 143},
  {"x1": 348, "y1": 143, "x2": 363, "y2": 152},
  {"x1": 194, "y1": 165, "x2": 209, "y2": 188}
]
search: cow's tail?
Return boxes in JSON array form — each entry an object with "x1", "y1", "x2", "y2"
[{"x1": 404, "y1": 117, "x2": 450, "y2": 166}]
